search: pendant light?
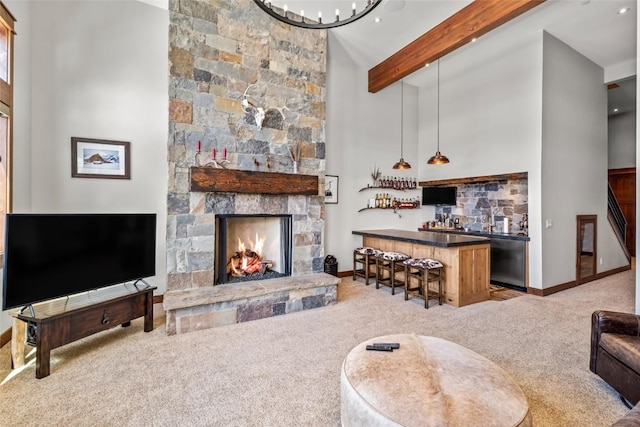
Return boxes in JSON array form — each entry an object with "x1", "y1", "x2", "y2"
[
  {"x1": 393, "y1": 80, "x2": 411, "y2": 170},
  {"x1": 428, "y1": 60, "x2": 450, "y2": 165}
]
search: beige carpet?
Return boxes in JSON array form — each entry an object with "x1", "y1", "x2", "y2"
[{"x1": 0, "y1": 270, "x2": 635, "y2": 426}]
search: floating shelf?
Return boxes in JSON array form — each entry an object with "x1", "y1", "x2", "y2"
[
  {"x1": 359, "y1": 186, "x2": 419, "y2": 192},
  {"x1": 358, "y1": 207, "x2": 419, "y2": 212}
]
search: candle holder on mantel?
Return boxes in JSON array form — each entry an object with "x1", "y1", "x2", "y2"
[
  {"x1": 194, "y1": 140, "x2": 203, "y2": 166},
  {"x1": 204, "y1": 147, "x2": 230, "y2": 169}
]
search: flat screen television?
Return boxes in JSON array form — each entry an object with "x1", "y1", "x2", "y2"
[
  {"x1": 2, "y1": 213, "x2": 156, "y2": 310},
  {"x1": 422, "y1": 186, "x2": 457, "y2": 206}
]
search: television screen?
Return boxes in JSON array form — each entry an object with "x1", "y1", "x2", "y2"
[
  {"x1": 2, "y1": 213, "x2": 156, "y2": 310},
  {"x1": 422, "y1": 186, "x2": 457, "y2": 206}
]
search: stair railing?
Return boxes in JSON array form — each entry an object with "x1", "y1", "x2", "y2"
[{"x1": 607, "y1": 184, "x2": 627, "y2": 244}]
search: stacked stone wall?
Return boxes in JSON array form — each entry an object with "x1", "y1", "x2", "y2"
[
  {"x1": 166, "y1": 0, "x2": 327, "y2": 294},
  {"x1": 436, "y1": 179, "x2": 528, "y2": 233}
]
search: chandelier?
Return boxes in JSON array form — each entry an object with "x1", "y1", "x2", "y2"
[{"x1": 253, "y1": 0, "x2": 383, "y2": 29}]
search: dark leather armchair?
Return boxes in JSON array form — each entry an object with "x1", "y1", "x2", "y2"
[{"x1": 590, "y1": 310, "x2": 640, "y2": 406}]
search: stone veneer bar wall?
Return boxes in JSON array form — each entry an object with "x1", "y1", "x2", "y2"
[
  {"x1": 436, "y1": 178, "x2": 528, "y2": 233},
  {"x1": 165, "y1": 0, "x2": 334, "y2": 335}
]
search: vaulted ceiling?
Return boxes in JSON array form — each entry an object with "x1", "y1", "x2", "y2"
[{"x1": 143, "y1": 0, "x2": 636, "y2": 113}]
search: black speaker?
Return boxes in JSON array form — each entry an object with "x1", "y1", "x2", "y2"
[{"x1": 26, "y1": 322, "x2": 37, "y2": 346}]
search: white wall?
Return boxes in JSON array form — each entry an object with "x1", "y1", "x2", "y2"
[
  {"x1": 325, "y1": 32, "x2": 422, "y2": 268},
  {"x1": 416, "y1": 30, "x2": 545, "y2": 288},
  {"x1": 8, "y1": 0, "x2": 32, "y2": 212},
  {"x1": 608, "y1": 112, "x2": 636, "y2": 169},
  {"x1": 541, "y1": 32, "x2": 627, "y2": 287},
  {"x1": 1, "y1": 1, "x2": 169, "y2": 332}
]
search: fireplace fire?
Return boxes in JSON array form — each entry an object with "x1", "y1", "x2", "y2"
[
  {"x1": 216, "y1": 214, "x2": 292, "y2": 285},
  {"x1": 227, "y1": 235, "x2": 274, "y2": 277}
]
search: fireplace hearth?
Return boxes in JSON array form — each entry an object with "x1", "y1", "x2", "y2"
[{"x1": 216, "y1": 214, "x2": 292, "y2": 285}]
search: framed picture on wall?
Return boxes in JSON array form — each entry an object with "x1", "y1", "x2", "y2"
[
  {"x1": 325, "y1": 175, "x2": 338, "y2": 204},
  {"x1": 71, "y1": 137, "x2": 131, "y2": 179}
]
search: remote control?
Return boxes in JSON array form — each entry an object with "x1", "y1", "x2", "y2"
[
  {"x1": 366, "y1": 344, "x2": 394, "y2": 352},
  {"x1": 372, "y1": 342, "x2": 400, "y2": 349}
]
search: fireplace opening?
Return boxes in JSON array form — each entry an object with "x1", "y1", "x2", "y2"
[{"x1": 215, "y1": 214, "x2": 292, "y2": 285}]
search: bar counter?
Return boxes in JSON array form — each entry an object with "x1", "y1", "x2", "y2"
[
  {"x1": 353, "y1": 229, "x2": 490, "y2": 247},
  {"x1": 352, "y1": 229, "x2": 491, "y2": 307},
  {"x1": 417, "y1": 227, "x2": 530, "y2": 242}
]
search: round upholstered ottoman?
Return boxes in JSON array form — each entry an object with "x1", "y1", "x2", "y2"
[{"x1": 340, "y1": 334, "x2": 532, "y2": 427}]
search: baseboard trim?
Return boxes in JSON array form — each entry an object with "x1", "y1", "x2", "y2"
[
  {"x1": 527, "y1": 264, "x2": 632, "y2": 297},
  {"x1": 153, "y1": 294, "x2": 164, "y2": 305},
  {"x1": 595, "y1": 264, "x2": 631, "y2": 280},
  {"x1": 338, "y1": 271, "x2": 352, "y2": 278},
  {"x1": 527, "y1": 281, "x2": 575, "y2": 296},
  {"x1": 0, "y1": 326, "x2": 11, "y2": 348}
]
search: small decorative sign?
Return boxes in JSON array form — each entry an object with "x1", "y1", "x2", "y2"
[
  {"x1": 325, "y1": 175, "x2": 338, "y2": 204},
  {"x1": 71, "y1": 137, "x2": 131, "y2": 179}
]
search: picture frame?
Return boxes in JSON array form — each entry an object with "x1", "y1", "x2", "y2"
[
  {"x1": 71, "y1": 137, "x2": 131, "y2": 179},
  {"x1": 325, "y1": 175, "x2": 339, "y2": 204}
]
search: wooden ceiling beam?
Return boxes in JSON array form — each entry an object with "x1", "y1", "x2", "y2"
[{"x1": 368, "y1": 0, "x2": 546, "y2": 93}]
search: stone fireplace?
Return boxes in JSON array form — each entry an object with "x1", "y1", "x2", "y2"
[
  {"x1": 163, "y1": 0, "x2": 338, "y2": 335},
  {"x1": 163, "y1": 185, "x2": 339, "y2": 335}
]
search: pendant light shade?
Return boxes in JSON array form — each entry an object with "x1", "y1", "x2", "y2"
[
  {"x1": 427, "y1": 151, "x2": 450, "y2": 165},
  {"x1": 393, "y1": 81, "x2": 411, "y2": 170},
  {"x1": 428, "y1": 60, "x2": 450, "y2": 165},
  {"x1": 392, "y1": 158, "x2": 412, "y2": 169}
]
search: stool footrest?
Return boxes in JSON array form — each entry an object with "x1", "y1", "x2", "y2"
[
  {"x1": 353, "y1": 248, "x2": 380, "y2": 286},
  {"x1": 404, "y1": 260, "x2": 444, "y2": 309},
  {"x1": 375, "y1": 252, "x2": 409, "y2": 295}
]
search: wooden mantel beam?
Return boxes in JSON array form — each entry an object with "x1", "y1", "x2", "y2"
[{"x1": 368, "y1": 0, "x2": 546, "y2": 93}]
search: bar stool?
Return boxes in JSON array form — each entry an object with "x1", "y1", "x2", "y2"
[
  {"x1": 403, "y1": 258, "x2": 444, "y2": 309},
  {"x1": 375, "y1": 251, "x2": 410, "y2": 295},
  {"x1": 353, "y1": 247, "x2": 381, "y2": 285}
]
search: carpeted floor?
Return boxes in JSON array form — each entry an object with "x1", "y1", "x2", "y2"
[{"x1": 0, "y1": 270, "x2": 635, "y2": 426}]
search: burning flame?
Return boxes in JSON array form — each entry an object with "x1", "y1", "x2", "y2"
[
  {"x1": 237, "y1": 233, "x2": 265, "y2": 256},
  {"x1": 230, "y1": 233, "x2": 267, "y2": 277}
]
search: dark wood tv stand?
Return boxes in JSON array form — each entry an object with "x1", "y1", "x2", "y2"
[{"x1": 10, "y1": 283, "x2": 156, "y2": 379}]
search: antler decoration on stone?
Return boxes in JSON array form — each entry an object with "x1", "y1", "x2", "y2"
[{"x1": 241, "y1": 83, "x2": 286, "y2": 130}]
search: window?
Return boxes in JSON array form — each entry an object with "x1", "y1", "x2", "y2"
[{"x1": 0, "y1": 3, "x2": 15, "y2": 257}]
